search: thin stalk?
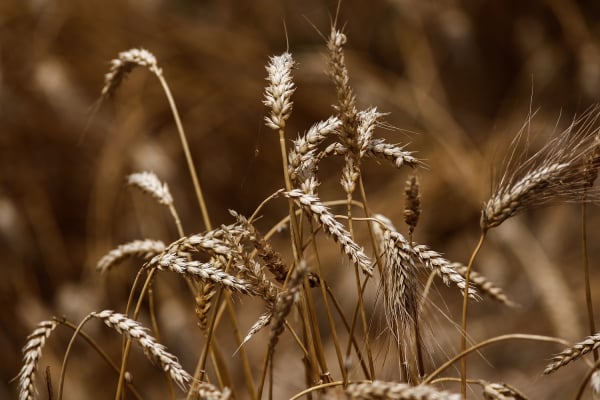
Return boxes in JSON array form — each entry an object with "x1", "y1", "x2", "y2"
[
  {"x1": 288, "y1": 380, "x2": 370, "y2": 400},
  {"x1": 423, "y1": 333, "x2": 569, "y2": 385},
  {"x1": 344, "y1": 191, "x2": 375, "y2": 379},
  {"x1": 309, "y1": 220, "x2": 347, "y2": 383},
  {"x1": 574, "y1": 358, "x2": 600, "y2": 400},
  {"x1": 115, "y1": 268, "x2": 157, "y2": 400},
  {"x1": 326, "y1": 283, "x2": 371, "y2": 379},
  {"x1": 154, "y1": 71, "x2": 211, "y2": 231},
  {"x1": 460, "y1": 231, "x2": 486, "y2": 398},
  {"x1": 148, "y1": 285, "x2": 175, "y2": 400},
  {"x1": 55, "y1": 319, "x2": 143, "y2": 400},
  {"x1": 581, "y1": 201, "x2": 598, "y2": 362},
  {"x1": 57, "y1": 314, "x2": 94, "y2": 400}
]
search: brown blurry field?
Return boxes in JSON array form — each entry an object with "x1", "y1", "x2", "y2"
[{"x1": 3, "y1": 1, "x2": 600, "y2": 399}]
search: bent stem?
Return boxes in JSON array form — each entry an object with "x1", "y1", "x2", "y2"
[
  {"x1": 581, "y1": 201, "x2": 598, "y2": 362},
  {"x1": 460, "y1": 231, "x2": 487, "y2": 398},
  {"x1": 423, "y1": 333, "x2": 569, "y2": 385},
  {"x1": 57, "y1": 314, "x2": 94, "y2": 400},
  {"x1": 154, "y1": 71, "x2": 212, "y2": 232}
]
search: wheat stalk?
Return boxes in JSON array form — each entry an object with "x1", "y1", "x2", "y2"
[
  {"x1": 17, "y1": 320, "x2": 58, "y2": 400},
  {"x1": 92, "y1": 310, "x2": 192, "y2": 390}
]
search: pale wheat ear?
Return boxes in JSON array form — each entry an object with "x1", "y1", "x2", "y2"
[
  {"x1": 544, "y1": 332, "x2": 600, "y2": 375},
  {"x1": 17, "y1": 320, "x2": 58, "y2": 400},
  {"x1": 344, "y1": 380, "x2": 461, "y2": 400},
  {"x1": 101, "y1": 48, "x2": 160, "y2": 99},
  {"x1": 263, "y1": 52, "x2": 296, "y2": 131},
  {"x1": 91, "y1": 310, "x2": 192, "y2": 390},
  {"x1": 96, "y1": 239, "x2": 165, "y2": 273}
]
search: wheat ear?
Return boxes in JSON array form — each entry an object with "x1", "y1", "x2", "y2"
[
  {"x1": 482, "y1": 381, "x2": 528, "y2": 400},
  {"x1": 196, "y1": 381, "x2": 232, "y2": 400},
  {"x1": 92, "y1": 310, "x2": 192, "y2": 390},
  {"x1": 344, "y1": 381, "x2": 461, "y2": 400},
  {"x1": 544, "y1": 332, "x2": 600, "y2": 374},
  {"x1": 284, "y1": 189, "x2": 372, "y2": 275},
  {"x1": 97, "y1": 239, "x2": 165, "y2": 273},
  {"x1": 17, "y1": 320, "x2": 58, "y2": 400}
]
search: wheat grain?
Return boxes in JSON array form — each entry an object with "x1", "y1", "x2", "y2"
[
  {"x1": 284, "y1": 189, "x2": 372, "y2": 275},
  {"x1": 195, "y1": 382, "x2": 231, "y2": 400},
  {"x1": 345, "y1": 381, "x2": 461, "y2": 400},
  {"x1": 127, "y1": 171, "x2": 173, "y2": 206},
  {"x1": 404, "y1": 175, "x2": 421, "y2": 236},
  {"x1": 92, "y1": 310, "x2": 191, "y2": 390},
  {"x1": 482, "y1": 382, "x2": 528, "y2": 400},
  {"x1": 97, "y1": 239, "x2": 165, "y2": 273},
  {"x1": 17, "y1": 320, "x2": 58, "y2": 400},
  {"x1": 544, "y1": 332, "x2": 600, "y2": 374},
  {"x1": 101, "y1": 48, "x2": 160, "y2": 98},
  {"x1": 263, "y1": 52, "x2": 295, "y2": 131}
]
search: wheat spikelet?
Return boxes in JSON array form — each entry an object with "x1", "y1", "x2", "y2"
[
  {"x1": 92, "y1": 310, "x2": 191, "y2": 390},
  {"x1": 195, "y1": 382, "x2": 231, "y2": 400},
  {"x1": 452, "y1": 263, "x2": 514, "y2": 306},
  {"x1": 482, "y1": 382, "x2": 528, "y2": 400},
  {"x1": 381, "y1": 226, "x2": 419, "y2": 338},
  {"x1": 344, "y1": 381, "x2": 461, "y2": 400},
  {"x1": 127, "y1": 171, "x2": 173, "y2": 206},
  {"x1": 288, "y1": 116, "x2": 342, "y2": 193},
  {"x1": 284, "y1": 189, "x2": 372, "y2": 275},
  {"x1": 241, "y1": 308, "x2": 273, "y2": 347},
  {"x1": 101, "y1": 48, "x2": 160, "y2": 98},
  {"x1": 327, "y1": 28, "x2": 358, "y2": 142},
  {"x1": 404, "y1": 175, "x2": 421, "y2": 236},
  {"x1": 97, "y1": 239, "x2": 165, "y2": 273},
  {"x1": 17, "y1": 320, "x2": 58, "y2": 400},
  {"x1": 383, "y1": 230, "x2": 476, "y2": 298},
  {"x1": 263, "y1": 52, "x2": 295, "y2": 131},
  {"x1": 544, "y1": 332, "x2": 600, "y2": 374},
  {"x1": 482, "y1": 107, "x2": 600, "y2": 230},
  {"x1": 152, "y1": 251, "x2": 254, "y2": 295},
  {"x1": 195, "y1": 281, "x2": 216, "y2": 330}
]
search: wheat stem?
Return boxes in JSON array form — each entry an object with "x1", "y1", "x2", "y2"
[
  {"x1": 423, "y1": 333, "x2": 568, "y2": 385},
  {"x1": 581, "y1": 200, "x2": 598, "y2": 362},
  {"x1": 460, "y1": 231, "x2": 486, "y2": 398},
  {"x1": 58, "y1": 314, "x2": 94, "y2": 400}
]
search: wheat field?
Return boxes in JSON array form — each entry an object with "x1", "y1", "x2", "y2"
[{"x1": 3, "y1": 1, "x2": 600, "y2": 399}]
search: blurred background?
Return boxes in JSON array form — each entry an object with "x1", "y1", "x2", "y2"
[{"x1": 2, "y1": 0, "x2": 600, "y2": 398}]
